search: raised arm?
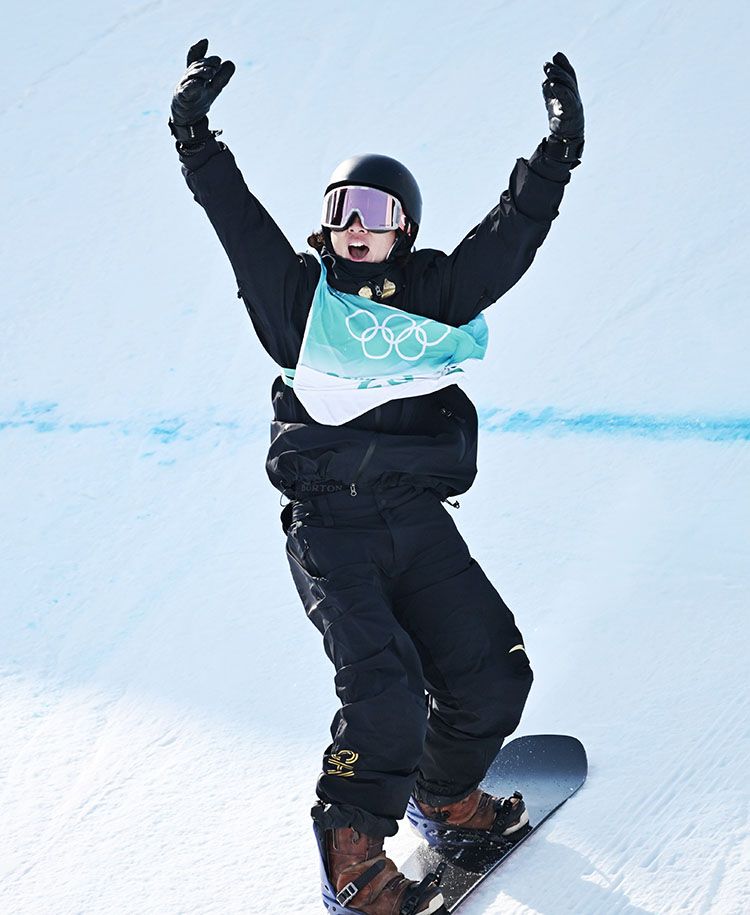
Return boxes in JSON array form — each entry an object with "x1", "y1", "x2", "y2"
[
  {"x1": 169, "y1": 40, "x2": 319, "y2": 369},
  {"x1": 426, "y1": 52, "x2": 585, "y2": 327}
]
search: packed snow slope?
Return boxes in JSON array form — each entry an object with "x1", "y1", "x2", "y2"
[{"x1": 3, "y1": 1, "x2": 749, "y2": 913}]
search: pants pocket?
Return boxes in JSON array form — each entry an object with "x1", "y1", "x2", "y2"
[{"x1": 285, "y1": 529, "x2": 330, "y2": 630}]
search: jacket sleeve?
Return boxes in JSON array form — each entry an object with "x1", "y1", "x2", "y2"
[
  {"x1": 177, "y1": 137, "x2": 319, "y2": 369},
  {"x1": 430, "y1": 140, "x2": 577, "y2": 326}
]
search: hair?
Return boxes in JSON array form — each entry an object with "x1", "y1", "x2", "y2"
[{"x1": 307, "y1": 230, "x2": 326, "y2": 252}]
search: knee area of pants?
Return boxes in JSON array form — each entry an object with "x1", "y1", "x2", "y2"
[
  {"x1": 333, "y1": 666, "x2": 428, "y2": 707},
  {"x1": 476, "y1": 650, "x2": 533, "y2": 697},
  {"x1": 450, "y1": 662, "x2": 533, "y2": 733}
]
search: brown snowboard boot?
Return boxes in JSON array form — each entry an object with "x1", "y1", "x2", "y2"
[
  {"x1": 416, "y1": 789, "x2": 528, "y2": 840},
  {"x1": 325, "y1": 826, "x2": 445, "y2": 914}
]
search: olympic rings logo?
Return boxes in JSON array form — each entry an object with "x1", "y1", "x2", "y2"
[{"x1": 345, "y1": 310, "x2": 451, "y2": 361}]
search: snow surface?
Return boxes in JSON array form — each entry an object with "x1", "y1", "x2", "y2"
[{"x1": 3, "y1": 1, "x2": 749, "y2": 913}]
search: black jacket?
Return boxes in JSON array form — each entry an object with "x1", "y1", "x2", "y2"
[{"x1": 178, "y1": 136, "x2": 576, "y2": 497}]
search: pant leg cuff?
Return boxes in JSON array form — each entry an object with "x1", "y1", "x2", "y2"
[
  {"x1": 311, "y1": 801, "x2": 399, "y2": 838},
  {"x1": 412, "y1": 779, "x2": 480, "y2": 807}
]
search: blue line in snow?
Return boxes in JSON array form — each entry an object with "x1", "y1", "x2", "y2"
[
  {"x1": 478, "y1": 407, "x2": 750, "y2": 442},
  {"x1": 1, "y1": 402, "x2": 749, "y2": 443}
]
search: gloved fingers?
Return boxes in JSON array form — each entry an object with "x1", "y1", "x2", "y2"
[
  {"x1": 209, "y1": 59, "x2": 236, "y2": 95},
  {"x1": 187, "y1": 38, "x2": 209, "y2": 66},
  {"x1": 184, "y1": 60, "x2": 220, "y2": 83},
  {"x1": 544, "y1": 86, "x2": 584, "y2": 136},
  {"x1": 542, "y1": 64, "x2": 578, "y2": 94},
  {"x1": 552, "y1": 51, "x2": 578, "y2": 85},
  {"x1": 176, "y1": 81, "x2": 203, "y2": 103},
  {"x1": 544, "y1": 84, "x2": 577, "y2": 118},
  {"x1": 542, "y1": 79, "x2": 578, "y2": 108},
  {"x1": 174, "y1": 40, "x2": 234, "y2": 126},
  {"x1": 551, "y1": 84, "x2": 580, "y2": 109}
]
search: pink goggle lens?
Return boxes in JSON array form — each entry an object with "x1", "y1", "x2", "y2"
[{"x1": 321, "y1": 186, "x2": 405, "y2": 233}]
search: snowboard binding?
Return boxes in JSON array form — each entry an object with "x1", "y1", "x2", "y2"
[
  {"x1": 312, "y1": 819, "x2": 448, "y2": 914},
  {"x1": 405, "y1": 791, "x2": 530, "y2": 851}
]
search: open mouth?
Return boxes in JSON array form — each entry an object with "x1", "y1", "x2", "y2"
[{"x1": 348, "y1": 243, "x2": 370, "y2": 261}]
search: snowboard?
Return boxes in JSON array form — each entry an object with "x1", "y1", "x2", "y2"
[{"x1": 400, "y1": 734, "x2": 587, "y2": 912}]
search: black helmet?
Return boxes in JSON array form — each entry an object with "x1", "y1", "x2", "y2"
[{"x1": 325, "y1": 154, "x2": 422, "y2": 234}]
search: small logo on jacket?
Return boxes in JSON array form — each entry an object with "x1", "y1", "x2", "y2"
[{"x1": 326, "y1": 749, "x2": 359, "y2": 777}]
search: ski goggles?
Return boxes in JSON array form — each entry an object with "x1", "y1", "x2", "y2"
[{"x1": 321, "y1": 185, "x2": 406, "y2": 233}]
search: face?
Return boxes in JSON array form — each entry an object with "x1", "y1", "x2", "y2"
[{"x1": 329, "y1": 216, "x2": 398, "y2": 264}]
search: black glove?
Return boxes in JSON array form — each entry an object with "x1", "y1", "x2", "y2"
[
  {"x1": 169, "y1": 39, "x2": 235, "y2": 141},
  {"x1": 542, "y1": 52, "x2": 584, "y2": 162}
]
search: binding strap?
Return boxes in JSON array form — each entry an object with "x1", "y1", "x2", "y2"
[
  {"x1": 335, "y1": 858, "x2": 387, "y2": 907},
  {"x1": 400, "y1": 862, "x2": 446, "y2": 915}
]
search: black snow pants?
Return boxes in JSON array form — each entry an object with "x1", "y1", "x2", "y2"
[{"x1": 283, "y1": 483, "x2": 533, "y2": 838}]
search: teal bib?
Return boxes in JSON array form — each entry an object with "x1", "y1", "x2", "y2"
[{"x1": 289, "y1": 259, "x2": 488, "y2": 425}]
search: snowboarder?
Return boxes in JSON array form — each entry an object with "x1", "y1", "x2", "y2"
[{"x1": 170, "y1": 40, "x2": 583, "y2": 915}]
